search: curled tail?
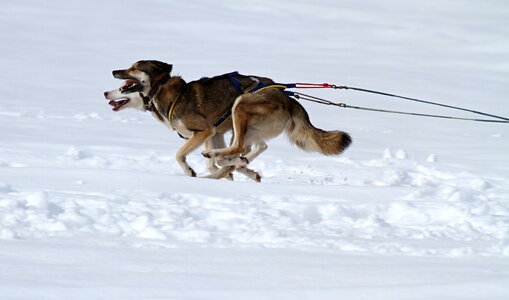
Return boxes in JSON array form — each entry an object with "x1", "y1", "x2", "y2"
[{"x1": 287, "y1": 98, "x2": 352, "y2": 155}]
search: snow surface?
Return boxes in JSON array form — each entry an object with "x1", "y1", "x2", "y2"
[{"x1": 1, "y1": 0, "x2": 509, "y2": 299}]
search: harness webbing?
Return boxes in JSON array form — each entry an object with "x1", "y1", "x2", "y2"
[
  {"x1": 227, "y1": 72, "x2": 243, "y2": 93},
  {"x1": 245, "y1": 83, "x2": 294, "y2": 95},
  {"x1": 167, "y1": 93, "x2": 181, "y2": 121},
  {"x1": 213, "y1": 73, "x2": 294, "y2": 128},
  {"x1": 210, "y1": 73, "x2": 241, "y2": 128}
]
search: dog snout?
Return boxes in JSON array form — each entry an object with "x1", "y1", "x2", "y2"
[
  {"x1": 104, "y1": 91, "x2": 109, "y2": 98},
  {"x1": 112, "y1": 69, "x2": 128, "y2": 79}
]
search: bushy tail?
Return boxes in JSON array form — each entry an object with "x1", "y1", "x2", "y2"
[{"x1": 287, "y1": 99, "x2": 352, "y2": 155}]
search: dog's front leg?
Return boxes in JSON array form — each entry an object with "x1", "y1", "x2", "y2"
[
  {"x1": 176, "y1": 127, "x2": 215, "y2": 177},
  {"x1": 204, "y1": 134, "x2": 234, "y2": 180},
  {"x1": 204, "y1": 134, "x2": 226, "y2": 174}
]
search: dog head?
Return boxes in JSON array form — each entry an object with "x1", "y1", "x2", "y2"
[
  {"x1": 105, "y1": 60, "x2": 173, "y2": 111},
  {"x1": 112, "y1": 60, "x2": 173, "y2": 94},
  {"x1": 103, "y1": 80, "x2": 146, "y2": 111}
]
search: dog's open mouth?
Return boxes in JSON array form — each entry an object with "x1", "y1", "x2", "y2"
[
  {"x1": 120, "y1": 79, "x2": 142, "y2": 93},
  {"x1": 108, "y1": 98, "x2": 129, "y2": 111},
  {"x1": 107, "y1": 79, "x2": 142, "y2": 111}
]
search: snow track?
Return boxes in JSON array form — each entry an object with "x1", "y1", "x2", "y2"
[{"x1": 1, "y1": 137, "x2": 508, "y2": 257}]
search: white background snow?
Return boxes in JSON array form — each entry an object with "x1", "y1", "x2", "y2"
[{"x1": 1, "y1": 0, "x2": 509, "y2": 299}]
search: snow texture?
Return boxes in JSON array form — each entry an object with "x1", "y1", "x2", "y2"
[{"x1": 1, "y1": 0, "x2": 509, "y2": 299}]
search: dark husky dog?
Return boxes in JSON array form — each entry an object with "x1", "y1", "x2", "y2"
[
  {"x1": 104, "y1": 77, "x2": 260, "y2": 181},
  {"x1": 104, "y1": 60, "x2": 351, "y2": 181}
]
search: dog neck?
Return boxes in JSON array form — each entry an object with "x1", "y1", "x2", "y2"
[
  {"x1": 147, "y1": 73, "x2": 171, "y2": 99},
  {"x1": 150, "y1": 76, "x2": 186, "y2": 122}
]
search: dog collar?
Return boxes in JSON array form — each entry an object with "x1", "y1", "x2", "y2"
[
  {"x1": 143, "y1": 73, "x2": 171, "y2": 117},
  {"x1": 143, "y1": 88, "x2": 181, "y2": 123}
]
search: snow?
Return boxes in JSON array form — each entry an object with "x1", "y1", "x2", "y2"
[
  {"x1": 2, "y1": 238, "x2": 509, "y2": 300},
  {"x1": 1, "y1": 0, "x2": 509, "y2": 299}
]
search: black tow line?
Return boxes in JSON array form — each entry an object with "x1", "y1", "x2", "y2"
[{"x1": 283, "y1": 82, "x2": 509, "y2": 123}]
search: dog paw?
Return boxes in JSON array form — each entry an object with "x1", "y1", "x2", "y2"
[
  {"x1": 255, "y1": 173, "x2": 262, "y2": 182},
  {"x1": 235, "y1": 156, "x2": 249, "y2": 168},
  {"x1": 226, "y1": 173, "x2": 234, "y2": 181},
  {"x1": 185, "y1": 167, "x2": 196, "y2": 177},
  {"x1": 236, "y1": 166, "x2": 261, "y2": 183},
  {"x1": 201, "y1": 150, "x2": 213, "y2": 158}
]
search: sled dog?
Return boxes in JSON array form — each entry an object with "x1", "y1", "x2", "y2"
[{"x1": 104, "y1": 60, "x2": 351, "y2": 181}]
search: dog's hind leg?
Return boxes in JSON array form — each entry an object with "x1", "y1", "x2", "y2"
[
  {"x1": 237, "y1": 166, "x2": 262, "y2": 182},
  {"x1": 216, "y1": 141, "x2": 267, "y2": 168},
  {"x1": 203, "y1": 132, "x2": 261, "y2": 181},
  {"x1": 202, "y1": 96, "x2": 249, "y2": 159},
  {"x1": 202, "y1": 166, "x2": 261, "y2": 182},
  {"x1": 239, "y1": 141, "x2": 268, "y2": 167},
  {"x1": 201, "y1": 166, "x2": 235, "y2": 180}
]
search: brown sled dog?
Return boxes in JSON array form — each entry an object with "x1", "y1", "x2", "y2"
[
  {"x1": 104, "y1": 80, "x2": 260, "y2": 181},
  {"x1": 106, "y1": 60, "x2": 351, "y2": 181}
]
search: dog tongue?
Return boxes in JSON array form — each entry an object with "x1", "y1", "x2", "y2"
[
  {"x1": 108, "y1": 99, "x2": 128, "y2": 111},
  {"x1": 108, "y1": 100, "x2": 119, "y2": 109}
]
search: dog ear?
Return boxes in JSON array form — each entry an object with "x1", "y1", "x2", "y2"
[
  {"x1": 158, "y1": 62, "x2": 173, "y2": 74},
  {"x1": 135, "y1": 60, "x2": 173, "y2": 76}
]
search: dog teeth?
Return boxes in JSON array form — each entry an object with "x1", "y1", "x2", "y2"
[{"x1": 120, "y1": 79, "x2": 138, "y2": 92}]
